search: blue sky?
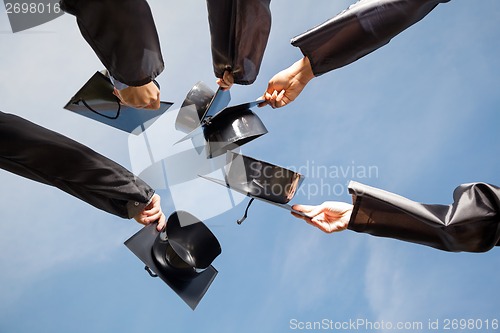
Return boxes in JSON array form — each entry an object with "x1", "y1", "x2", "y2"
[{"x1": 1, "y1": 1, "x2": 499, "y2": 332}]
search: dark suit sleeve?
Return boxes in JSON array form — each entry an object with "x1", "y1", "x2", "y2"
[
  {"x1": 0, "y1": 111, "x2": 154, "y2": 219},
  {"x1": 291, "y1": 0, "x2": 450, "y2": 76},
  {"x1": 60, "y1": 0, "x2": 164, "y2": 86},
  {"x1": 347, "y1": 181, "x2": 500, "y2": 252},
  {"x1": 206, "y1": 0, "x2": 271, "y2": 85}
]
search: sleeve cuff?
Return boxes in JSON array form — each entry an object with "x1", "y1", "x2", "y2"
[
  {"x1": 126, "y1": 190, "x2": 155, "y2": 219},
  {"x1": 108, "y1": 74, "x2": 129, "y2": 90}
]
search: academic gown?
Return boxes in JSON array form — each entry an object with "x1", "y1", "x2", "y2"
[
  {"x1": 206, "y1": 0, "x2": 271, "y2": 85},
  {"x1": 207, "y1": 0, "x2": 450, "y2": 84},
  {"x1": 291, "y1": 0, "x2": 451, "y2": 76},
  {"x1": 0, "y1": 111, "x2": 154, "y2": 219},
  {"x1": 63, "y1": 0, "x2": 271, "y2": 86},
  {"x1": 289, "y1": 0, "x2": 500, "y2": 252},
  {"x1": 60, "y1": 0, "x2": 164, "y2": 86},
  {"x1": 348, "y1": 181, "x2": 500, "y2": 252},
  {"x1": 1, "y1": 1, "x2": 162, "y2": 219}
]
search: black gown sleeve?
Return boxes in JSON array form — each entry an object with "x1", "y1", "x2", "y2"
[
  {"x1": 0, "y1": 111, "x2": 154, "y2": 219},
  {"x1": 347, "y1": 181, "x2": 500, "y2": 252},
  {"x1": 291, "y1": 0, "x2": 450, "y2": 76},
  {"x1": 206, "y1": 0, "x2": 271, "y2": 85},
  {"x1": 60, "y1": 0, "x2": 164, "y2": 86}
]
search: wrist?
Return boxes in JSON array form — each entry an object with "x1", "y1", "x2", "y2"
[{"x1": 294, "y1": 56, "x2": 315, "y2": 84}]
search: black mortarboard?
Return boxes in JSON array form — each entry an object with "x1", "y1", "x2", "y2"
[
  {"x1": 64, "y1": 71, "x2": 173, "y2": 134},
  {"x1": 200, "y1": 151, "x2": 307, "y2": 223},
  {"x1": 124, "y1": 211, "x2": 221, "y2": 310},
  {"x1": 175, "y1": 82, "x2": 268, "y2": 158}
]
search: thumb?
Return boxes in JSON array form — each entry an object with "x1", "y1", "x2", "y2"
[
  {"x1": 292, "y1": 204, "x2": 314, "y2": 213},
  {"x1": 258, "y1": 96, "x2": 268, "y2": 107}
]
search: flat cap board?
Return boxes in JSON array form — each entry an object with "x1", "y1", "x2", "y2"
[{"x1": 64, "y1": 71, "x2": 173, "y2": 134}]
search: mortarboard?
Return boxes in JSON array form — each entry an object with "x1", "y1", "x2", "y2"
[
  {"x1": 64, "y1": 71, "x2": 173, "y2": 134},
  {"x1": 124, "y1": 211, "x2": 221, "y2": 310},
  {"x1": 175, "y1": 82, "x2": 268, "y2": 158},
  {"x1": 200, "y1": 151, "x2": 308, "y2": 223}
]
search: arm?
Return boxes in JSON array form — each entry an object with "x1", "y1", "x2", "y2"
[
  {"x1": 291, "y1": 0, "x2": 450, "y2": 76},
  {"x1": 0, "y1": 111, "x2": 165, "y2": 230},
  {"x1": 262, "y1": 0, "x2": 450, "y2": 108},
  {"x1": 347, "y1": 181, "x2": 500, "y2": 252},
  {"x1": 293, "y1": 181, "x2": 500, "y2": 253},
  {"x1": 60, "y1": 0, "x2": 163, "y2": 109},
  {"x1": 259, "y1": 56, "x2": 314, "y2": 108},
  {"x1": 208, "y1": 0, "x2": 271, "y2": 86}
]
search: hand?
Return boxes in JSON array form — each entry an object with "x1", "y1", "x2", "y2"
[
  {"x1": 113, "y1": 81, "x2": 161, "y2": 110},
  {"x1": 292, "y1": 201, "x2": 353, "y2": 233},
  {"x1": 133, "y1": 194, "x2": 166, "y2": 231},
  {"x1": 216, "y1": 70, "x2": 234, "y2": 90},
  {"x1": 259, "y1": 56, "x2": 314, "y2": 108}
]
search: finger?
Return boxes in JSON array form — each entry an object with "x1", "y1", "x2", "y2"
[
  {"x1": 150, "y1": 193, "x2": 160, "y2": 204},
  {"x1": 306, "y1": 216, "x2": 333, "y2": 233},
  {"x1": 216, "y1": 78, "x2": 226, "y2": 88},
  {"x1": 156, "y1": 213, "x2": 167, "y2": 231},
  {"x1": 268, "y1": 91, "x2": 278, "y2": 109},
  {"x1": 293, "y1": 204, "x2": 326, "y2": 219},
  {"x1": 135, "y1": 214, "x2": 150, "y2": 226},
  {"x1": 255, "y1": 93, "x2": 267, "y2": 107},
  {"x1": 144, "y1": 203, "x2": 160, "y2": 217},
  {"x1": 223, "y1": 70, "x2": 234, "y2": 82},
  {"x1": 145, "y1": 97, "x2": 161, "y2": 110},
  {"x1": 311, "y1": 213, "x2": 326, "y2": 224},
  {"x1": 263, "y1": 92, "x2": 274, "y2": 107},
  {"x1": 218, "y1": 82, "x2": 230, "y2": 90},
  {"x1": 135, "y1": 98, "x2": 155, "y2": 109},
  {"x1": 275, "y1": 90, "x2": 285, "y2": 104},
  {"x1": 257, "y1": 94, "x2": 268, "y2": 107},
  {"x1": 141, "y1": 194, "x2": 158, "y2": 213},
  {"x1": 147, "y1": 210, "x2": 163, "y2": 225},
  {"x1": 223, "y1": 70, "x2": 234, "y2": 86},
  {"x1": 308, "y1": 202, "x2": 328, "y2": 218},
  {"x1": 292, "y1": 204, "x2": 315, "y2": 214},
  {"x1": 216, "y1": 74, "x2": 233, "y2": 90},
  {"x1": 275, "y1": 90, "x2": 288, "y2": 108},
  {"x1": 124, "y1": 101, "x2": 146, "y2": 109},
  {"x1": 290, "y1": 210, "x2": 310, "y2": 222},
  {"x1": 314, "y1": 220, "x2": 335, "y2": 233},
  {"x1": 113, "y1": 88, "x2": 125, "y2": 105}
]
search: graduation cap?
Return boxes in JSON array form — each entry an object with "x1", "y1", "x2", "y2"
[
  {"x1": 64, "y1": 71, "x2": 173, "y2": 134},
  {"x1": 124, "y1": 211, "x2": 221, "y2": 310},
  {"x1": 175, "y1": 82, "x2": 268, "y2": 158},
  {"x1": 200, "y1": 151, "x2": 307, "y2": 224}
]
